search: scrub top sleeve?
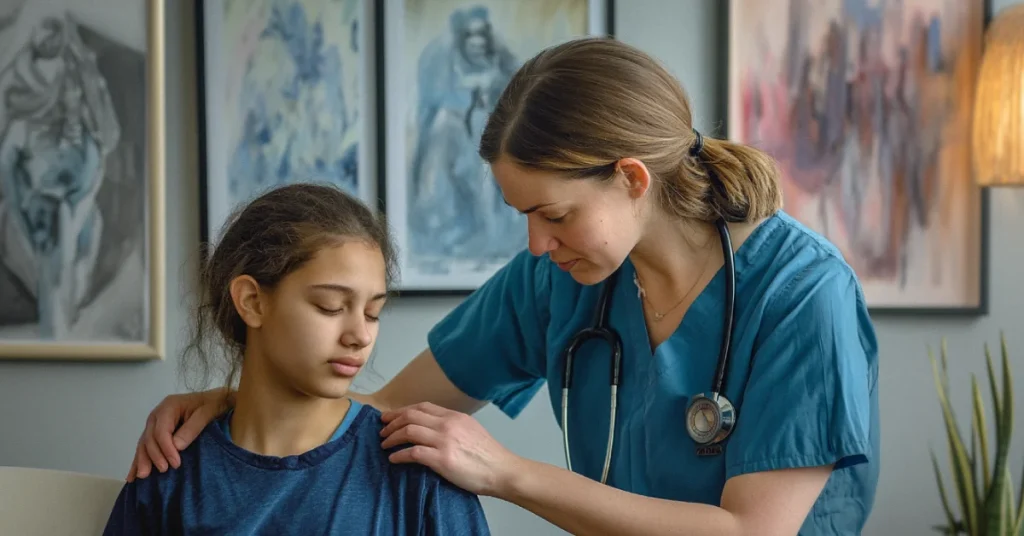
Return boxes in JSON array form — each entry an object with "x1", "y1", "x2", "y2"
[
  {"x1": 428, "y1": 249, "x2": 552, "y2": 419},
  {"x1": 725, "y1": 262, "x2": 875, "y2": 481}
]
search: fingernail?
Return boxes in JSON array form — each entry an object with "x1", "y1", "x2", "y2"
[{"x1": 173, "y1": 437, "x2": 186, "y2": 450}]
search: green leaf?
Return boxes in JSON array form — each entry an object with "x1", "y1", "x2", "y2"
[
  {"x1": 972, "y1": 375, "x2": 990, "y2": 492},
  {"x1": 984, "y1": 335, "x2": 1015, "y2": 536},
  {"x1": 931, "y1": 347, "x2": 979, "y2": 534},
  {"x1": 932, "y1": 448, "x2": 958, "y2": 533},
  {"x1": 1015, "y1": 460, "x2": 1024, "y2": 535},
  {"x1": 986, "y1": 344, "x2": 1002, "y2": 431}
]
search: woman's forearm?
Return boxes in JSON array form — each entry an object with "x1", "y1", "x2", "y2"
[
  {"x1": 368, "y1": 349, "x2": 487, "y2": 414},
  {"x1": 495, "y1": 457, "x2": 742, "y2": 536}
]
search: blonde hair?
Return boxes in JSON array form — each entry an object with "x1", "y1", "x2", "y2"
[{"x1": 479, "y1": 37, "x2": 783, "y2": 223}]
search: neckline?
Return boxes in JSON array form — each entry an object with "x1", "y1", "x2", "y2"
[
  {"x1": 623, "y1": 212, "x2": 785, "y2": 356},
  {"x1": 208, "y1": 401, "x2": 370, "y2": 470}
]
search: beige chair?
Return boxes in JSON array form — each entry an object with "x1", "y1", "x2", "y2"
[{"x1": 0, "y1": 466, "x2": 125, "y2": 536}]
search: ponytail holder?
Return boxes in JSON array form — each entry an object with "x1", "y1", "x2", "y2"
[{"x1": 689, "y1": 128, "x2": 705, "y2": 157}]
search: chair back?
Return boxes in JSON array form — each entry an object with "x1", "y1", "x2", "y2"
[{"x1": 0, "y1": 466, "x2": 124, "y2": 536}]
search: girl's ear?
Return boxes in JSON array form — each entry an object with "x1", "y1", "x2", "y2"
[{"x1": 229, "y1": 275, "x2": 265, "y2": 328}]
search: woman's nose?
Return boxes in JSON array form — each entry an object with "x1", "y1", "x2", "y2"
[{"x1": 527, "y1": 220, "x2": 558, "y2": 256}]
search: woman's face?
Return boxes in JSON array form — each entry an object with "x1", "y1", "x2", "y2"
[{"x1": 492, "y1": 156, "x2": 651, "y2": 285}]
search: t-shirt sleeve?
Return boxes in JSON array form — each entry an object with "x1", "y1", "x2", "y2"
[
  {"x1": 725, "y1": 260, "x2": 877, "y2": 480},
  {"x1": 428, "y1": 249, "x2": 552, "y2": 419},
  {"x1": 102, "y1": 482, "x2": 151, "y2": 536},
  {"x1": 422, "y1": 477, "x2": 492, "y2": 536}
]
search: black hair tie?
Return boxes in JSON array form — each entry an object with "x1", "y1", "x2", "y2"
[{"x1": 689, "y1": 128, "x2": 705, "y2": 157}]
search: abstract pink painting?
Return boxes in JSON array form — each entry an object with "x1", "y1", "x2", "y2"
[{"x1": 728, "y1": 0, "x2": 988, "y2": 313}]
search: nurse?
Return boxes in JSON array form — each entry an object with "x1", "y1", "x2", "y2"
[{"x1": 128, "y1": 37, "x2": 879, "y2": 535}]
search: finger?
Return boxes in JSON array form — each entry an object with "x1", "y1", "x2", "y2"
[
  {"x1": 382, "y1": 402, "x2": 451, "y2": 422},
  {"x1": 142, "y1": 416, "x2": 169, "y2": 473},
  {"x1": 126, "y1": 454, "x2": 138, "y2": 483},
  {"x1": 152, "y1": 409, "x2": 182, "y2": 469},
  {"x1": 380, "y1": 423, "x2": 443, "y2": 450},
  {"x1": 133, "y1": 439, "x2": 152, "y2": 480},
  {"x1": 172, "y1": 401, "x2": 219, "y2": 451},
  {"x1": 388, "y1": 445, "x2": 441, "y2": 467},
  {"x1": 379, "y1": 408, "x2": 444, "y2": 438}
]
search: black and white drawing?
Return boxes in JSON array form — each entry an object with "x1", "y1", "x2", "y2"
[
  {"x1": 382, "y1": 0, "x2": 613, "y2": 293},
  {"x1": 0, "y1": 1, "x2": 164, "y2": 359}
]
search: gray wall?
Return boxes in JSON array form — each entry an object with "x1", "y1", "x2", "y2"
[{"x1": 2, "y1": 1, "x2": 1023, "y2": 535}]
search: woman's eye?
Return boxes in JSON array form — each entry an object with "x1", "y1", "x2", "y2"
[
  {"x1": 545, "y1": 215, "x2": 566, "y2": 223},
  {"x1": 365, "y1": 314, "x2": 380, "y2": 322}
]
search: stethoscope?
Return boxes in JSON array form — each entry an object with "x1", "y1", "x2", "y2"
[{"x1": 559, "y1": 215, "x2": 737, "y2": 485}]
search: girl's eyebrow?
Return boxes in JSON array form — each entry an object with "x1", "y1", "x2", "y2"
[{"x1": 309, "y1": 284, "x2": 387, "y2": 302}]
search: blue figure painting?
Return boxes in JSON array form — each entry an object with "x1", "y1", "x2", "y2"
[
  {"x1": 389, "y1": 0, "x2": 599, "y2": 291},
  {"x1": 201, "y1": 0, "x2": 367, "y2": 244}
]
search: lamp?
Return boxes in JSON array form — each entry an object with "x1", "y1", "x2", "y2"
[{"x1": 972, "y1": 4, "x2": 1024, "y2": 187}]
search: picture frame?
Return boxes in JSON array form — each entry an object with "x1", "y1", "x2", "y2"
[
  {"x1": 196, "y1": 0, "x2": 377, "y2": 248},
  {"x1": 380, "y1": 0, "x2": 615, "y2": 295},
  {"x1": 725, "y1": 0, "x2": 990, "y2": 315},
  {"x1": 0, "y1": 0, "x2": 167, "y2": 360}
]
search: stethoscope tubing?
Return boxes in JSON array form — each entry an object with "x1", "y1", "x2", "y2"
[{"x1": 560, "y1": 218, "x2": 736, "y2": 486}]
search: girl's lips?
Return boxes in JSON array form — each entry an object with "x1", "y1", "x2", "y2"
[{"x1": 330, "y1": 362, "x2": 361, "y2": 377}]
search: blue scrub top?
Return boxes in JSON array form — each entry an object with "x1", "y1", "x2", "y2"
[{"x1": 428, "y1": 210, "x2": 879, "y2": 535}]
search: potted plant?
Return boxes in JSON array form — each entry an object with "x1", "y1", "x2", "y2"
[{"x1": 930, "y1": 333, "x2": 1020, "y2": 535}]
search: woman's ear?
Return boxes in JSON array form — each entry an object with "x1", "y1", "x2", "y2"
[
  {"x1": 615, "y1": 158, "x2": 653, "y2": 199},
  {"x1": 229, "y1": 275, "x2": 264, "y2": 329}
]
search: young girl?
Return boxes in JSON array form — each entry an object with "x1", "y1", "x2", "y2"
[{"x1": 103, "y1": 183, "x2": 490, "y2": 535}]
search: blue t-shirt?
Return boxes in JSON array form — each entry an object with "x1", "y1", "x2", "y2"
[
  {"x1": 103, "y1": 400, "x2": 491, "y2": 535},
  {"x1": 427, "y1": 211, "x2": 879, "y2": 535}
]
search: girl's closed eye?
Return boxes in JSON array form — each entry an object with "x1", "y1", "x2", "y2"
[{"x1": 315, "y1": 302, "x2": 344, "y2": 314}]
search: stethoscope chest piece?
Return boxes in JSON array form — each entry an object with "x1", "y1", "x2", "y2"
[{"x1": 685, "y1": 392, "x2": 735, "y2": 456}]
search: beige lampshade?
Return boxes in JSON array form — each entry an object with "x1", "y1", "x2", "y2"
[{"x1": 972, "y1": 4, "x2": 1024, "y2": 187}]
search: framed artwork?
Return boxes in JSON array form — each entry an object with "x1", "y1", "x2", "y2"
[
  {"x1": 381, "y1": 0, "x2": 615, "y2": 295},
  {"x1": 196, "y1": 0, "x2": 376, "y2": 247},
  {"x1": 0, "y1": 0, "x2": 167, "y2": 359},
  {"x1": 727, "y1": 0, "x2": 990, "y2": 314}
]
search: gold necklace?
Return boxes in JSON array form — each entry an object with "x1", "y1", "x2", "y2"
[{"x1": 633, "y1": 251, "x2": 714, "y2": 322}]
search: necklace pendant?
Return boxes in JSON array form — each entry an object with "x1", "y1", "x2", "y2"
[{"x1": 653, "y1": 312, "x2": 665, "y2": 322}]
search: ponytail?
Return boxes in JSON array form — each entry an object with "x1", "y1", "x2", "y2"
[
  {"x1": 657, "y1": 130, "x2": 783, "y2": 224},
  {"x1": 698, "y1": 136, "x2": 784, "y2": 222}
]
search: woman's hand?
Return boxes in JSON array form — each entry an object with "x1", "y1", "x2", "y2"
[
  {"x1": 379, "y1": 402, "x2": 521, "y2": 497},
  {"x1": 126, "y1": 389, "x2": 233, "y2": 482}
]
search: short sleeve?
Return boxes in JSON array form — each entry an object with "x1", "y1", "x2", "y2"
[
  {"x1": 423, "y1": 478, "x2": 492, "y2": 536},
  {"x1": 428, "y1": 249, "x2": 552, "y2": 419},
  {"x1": 725, "y1": 261, "x2": 877, "y2": 480},
  {"x1": 102, "y1": 483, "x2": 147, "y2": 536}
]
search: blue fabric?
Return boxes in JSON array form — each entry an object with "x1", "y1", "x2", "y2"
[
  {"x1": 103, "y1": 402, "x2": 491, "y2": 535},
  {"x1": 428, "y1": 211, "x2": 879, "y2": 535}
]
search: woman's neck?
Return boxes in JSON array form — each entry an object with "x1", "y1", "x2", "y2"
[
  {"x1": 630, "y1": 215, "x2": 721, "y2": 296},
  {"x1": 629, "y1": 212, "x2": 761, "y2": 298},
  {"x1": 229, "y1": 349, "x2": 352, "y2": 458}
]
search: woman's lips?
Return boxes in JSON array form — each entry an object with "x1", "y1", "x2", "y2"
[{"x1": 555, "y1": 259, "x2": 579, "y2": 271}]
